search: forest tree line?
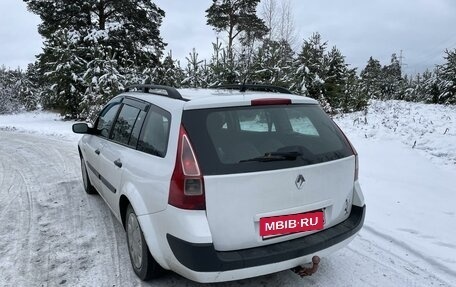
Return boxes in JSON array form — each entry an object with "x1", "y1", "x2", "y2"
[{"x1": 1, "y1": 0, "x2": 455, "y2": 118}]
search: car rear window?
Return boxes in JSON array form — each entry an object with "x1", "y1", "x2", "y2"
[{"x1": 182, "y1": 104, "x2": 353, "y2": 175}]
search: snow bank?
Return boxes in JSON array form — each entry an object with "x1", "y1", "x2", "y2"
[
  {"x1": 0, "y1": 111, "x2": 81, "y2": 142},
  {"x1": 335, "y1": 100, "x2": 456, "y2": 168}
]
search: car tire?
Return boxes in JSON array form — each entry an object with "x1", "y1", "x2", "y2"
[
  {"x1": 81, "y1": 157, "x2": 97, "y2": 194},
  {"x1": 126, "y1": 204, "x2": 163, "y2": 281}
]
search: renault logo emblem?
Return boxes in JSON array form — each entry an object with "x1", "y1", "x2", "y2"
[{"x1": 295, "y1": 174, "x2": 305, "y2": 189}]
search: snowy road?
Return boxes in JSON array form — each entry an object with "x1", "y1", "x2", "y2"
[{"x1": 1, "y1": 131, "x2": 454, "y2": 287}]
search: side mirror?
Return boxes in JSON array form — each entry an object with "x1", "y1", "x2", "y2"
[{"x1": 72, "y1": 123, "x2": 90, "y2": 134}]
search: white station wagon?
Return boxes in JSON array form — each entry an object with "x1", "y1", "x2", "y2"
[{"x1": 72, "y1": 84, "x2": 365, "y2": 283}]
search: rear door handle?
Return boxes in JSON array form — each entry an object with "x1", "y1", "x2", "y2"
[
  {"x1": 95, "y1": 149, "x2": 100, "y2": 155},
  {"x1": 114, "y1": 159, "x2": 122, "y2": 168}
]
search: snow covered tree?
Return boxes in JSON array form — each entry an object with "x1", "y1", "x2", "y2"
[
  {"x1": 17, "y1": 63, "x2": 40, "y2": 111},
  {"x1": 82, "y1": 46, "x2": 124, "y2": 118},
  {"x1": 250, "y1": 39, "x2": 294, "y2": 87},
  {"x1": 205, "y1": 38, "x2": 240, "y2": 85},
  {"x1": 436, "y1": 49, "x2": 456, "y2": 104},
  {"x1": 0, "y1": 67, "x2": 22, "y2": 114},
  {"x1": 25, "y1": 0, "x2": 165, "y2": 69},
  {"x1": 153, "y1": 53, "x2": 185, "y2": 88},
  {"x1": 291, "y1": 33, "x2": 329, "y2": 109},
  {"x1": 324, "y1": 46, "x2": 348, "y2": 110},
  {"x1": 36, "y1": 28, "x2": 86, "y2": 117},
  {"x1": 206, "y1": 0, "x2": 268, "y2": 61},
  {"x1": 182, "y1": 49, "x2": 206, "y2": 88},
  {"x1": 422, "y1": 69, "x2": 441, "y2": 104},
  {"x1": 359, "y1": 57, "x2": 383, "y2": 100},
  {"x1": 206, "y1": 39, "x2": 229, "y2": 86},
  {"x1": 343, "y1": 68, "x2": 366, "y2": 112},
  {"x1": 403, "y1": 73, "x2": 419, "y2": 102},
  {"x1": 24, "y1": 0, "x2": 166, "y2": 118},
  {"x1": 0, "y1": 67, "x2": 40, "y2": 113},
  {"x1": 381, "y1": 53, "x2": 405, "y2": 100}
]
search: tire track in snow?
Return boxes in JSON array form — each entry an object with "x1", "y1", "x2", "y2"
[
  {"x1": 0, "y1": 132, "x2": 119, "y2": 286},
  {"x1": 0, "y1": 138, "x2": 37, "y2": 285},
  {"x1": 0, "y1": 159, "x2": 4, "y2": 189},
  {"x1": 0, "y1": 186, "x2": 18, "y2": 218}
]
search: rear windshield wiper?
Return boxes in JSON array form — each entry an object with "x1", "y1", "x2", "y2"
[{"x1": 240, "y1": 151, "x2": 302, "y2": 163}]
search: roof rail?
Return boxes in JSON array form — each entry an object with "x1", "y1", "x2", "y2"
[
  {"x1": 213, "y1": 84, "x2": 293, "y2": 95},
  {"x1": 124, "y1": 84, "x2": 184, "y2": 100}
]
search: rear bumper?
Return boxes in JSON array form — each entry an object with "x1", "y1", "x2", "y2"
[{"x1": 167, "y1": 204, "x2": 366, "y2": 272}]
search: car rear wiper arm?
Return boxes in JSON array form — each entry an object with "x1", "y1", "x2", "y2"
[{"x1": 240, "y1": 151, "x2": 302, "y2": 163}]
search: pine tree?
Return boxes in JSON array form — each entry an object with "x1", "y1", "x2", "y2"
[
  {"x1": 17, "y1": 64, "x2": 40, "y2": 111},
  {"x1": 324, "y1": 46, "x2": 348, "y2": 110},
  {"x1": 182, "y1": 49, "x2": 205, "y2": 88},
  {"x1": 0, "y1": 67, "x2": 23, "y2": 114},
  {"x1": 292, "y1": 33, "x2": 328, "y2": 110},
  {"x1": 381, "y1": 53, "x2": 405, "y2": 100},
  {"x1": 436, "y1": 49, "x2": 456, "y2": 104},
  {"x1": 206, "y1": 0, "x2": 268, "y2": 61},
  {"x1": 24, "y1": 0, "x2": 166, "y2": 118},
  {"x1": 154, "y1": 53, "x2": 185, "y2": 88},
  {"x1": 25, "y1": 0, "x2": 165, "y2": 69},
  {"x1": 207, "y1": 38, "x2": 239, "y2": 85},
  {"x1": 421, "y1": 69, "x2": 441, "y2": 104},
  {"x1": 82, "y1": 46, "x2": 124, "y2": 118},
  {"x1": 403, "y1": 73, "x2": 417, "y2": 102},
  {"x1": 250, "y1": 39, "x2": 294, "y2": 87},
  {"x1": 206, "y1": 39, "x2": 227, "y2": 86},
  {"x1": 360, "y1": 57, "x2": 383, "y2": 100},
  {"x1": 36, "y1": 28, "x2": 86, "y2": 117},
  {"x1": 343, "y1": 68, "x2": 367, "y2": 112}
]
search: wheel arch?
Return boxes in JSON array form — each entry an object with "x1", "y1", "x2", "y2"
[
  {"x1": 119, "y1": 188, "x2": 170, "y2": 270},
  {"x1": 119, "y1": 194, "x2": 130, "y2": 230}
]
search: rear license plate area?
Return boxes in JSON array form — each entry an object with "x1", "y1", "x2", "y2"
[{"x1": 260, "y1": 211, "x2": 324, "y2": 238}]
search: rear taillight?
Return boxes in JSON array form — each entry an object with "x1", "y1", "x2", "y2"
[
  {"x1": 334, "y1": 122, "x2": 359, "y2": 181},
  {"x1": 169, "y1": 125, "x2": 205, "y2": 210},
  {"x1": 353, "y1": 148, "x2": 359, "y2": 181}
]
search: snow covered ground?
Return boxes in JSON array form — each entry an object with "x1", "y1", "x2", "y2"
[
  {"x1": 336, "y1": 100, "x2": 456, "y2": 168},
  {"x1": 0, "y1": 101, "x2": 455, "y2": 286}
]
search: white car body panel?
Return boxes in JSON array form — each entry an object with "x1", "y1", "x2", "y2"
[
  {"x1": 97, "y1": 140, "x2": 124, "y2": 216},
  {"x1": 80, "y1": 136, "x2": 104, "y2": 191},
  {"x1": 118, "y1": 148, "x2": 174, "y2": 215},
  {"x1": 204, "y1": 156, "x2": 356, "y2": 251}
]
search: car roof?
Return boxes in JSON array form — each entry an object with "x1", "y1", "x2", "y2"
[
  {"x1": 120, "y1": 86, "x2": 319, "y2": 111},
  {"x1": 179, "y1": 88, "x2": 318, "y2": 110}
]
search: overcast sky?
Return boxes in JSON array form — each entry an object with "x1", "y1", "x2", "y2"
[{"x1": 1, "y1": 0, "x2": 455, "y2": 75}]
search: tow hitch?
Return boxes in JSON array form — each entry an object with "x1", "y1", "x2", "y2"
[{"x1": 291, "y1": 256, "x2": 320, "y2": 277}]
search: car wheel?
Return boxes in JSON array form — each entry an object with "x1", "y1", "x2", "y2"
[
  {"x1": 81, "y1": 157, "x2": 97, "y2": 194},
  {"x1": 126, "y1": 204, "x2": 163, "y2": 280}
]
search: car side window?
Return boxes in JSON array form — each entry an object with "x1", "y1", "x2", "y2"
[
  {"x1": 128, "y1": 110, "x2": 147, "y2": 148},
  {"x1": 137, "y1": 107, "x2": 171, "y2": 158},
  {"x1": 96, "y1": 102, "x2": 122, "y2": 138},
  {"x1": 110, "y1": 104, "x2": 141, "y2": 146}
]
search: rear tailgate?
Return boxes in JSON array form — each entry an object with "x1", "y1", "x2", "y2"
[
  {"x1": 182, "y1": 102, "x2": 355, "y2": 251},
  {"x1": 204, "y1": 156, "x2": 355, "y2": 251}
]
